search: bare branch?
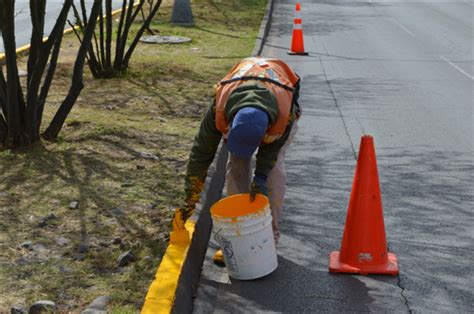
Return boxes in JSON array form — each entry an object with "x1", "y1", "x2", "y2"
[{"x1": 124, "y1": 0, "x2": 162, "y2": 66}]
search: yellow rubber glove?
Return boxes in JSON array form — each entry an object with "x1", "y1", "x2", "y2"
[
  {"x1": 172, "y1": 210, "x2": 186, "y2": 231},
  {"x1": 169, "y1": 208, "x2": 191, "y2": 244}
]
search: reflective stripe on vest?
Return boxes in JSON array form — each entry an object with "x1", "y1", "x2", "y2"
[{"x1": 215, "y1": 57, "x2": 299, "y2": 143}]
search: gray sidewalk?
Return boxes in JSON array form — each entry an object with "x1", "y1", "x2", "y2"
[{"x1": 193, "y1": 0, "x2": 474, "y2": 312}]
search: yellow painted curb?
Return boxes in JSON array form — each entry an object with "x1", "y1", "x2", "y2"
[
  {"x1": 0, "y1": 3, "x2": 137, "y2": 63},
  {"x1": 141, "y1": 220, "x2": 196, "y2": 314}
]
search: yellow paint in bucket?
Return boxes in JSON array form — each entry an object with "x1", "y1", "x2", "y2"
[
  {"x1": 211, "y1": 194, "x2": 269, "y2": 218},
  {"x1": 211, "y1": 194, "x2": 278, "y2": 280}
]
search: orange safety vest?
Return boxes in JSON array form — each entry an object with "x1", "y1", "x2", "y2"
[{"x1": 215, "y1": 57, "x2": 299, "y2": 143}]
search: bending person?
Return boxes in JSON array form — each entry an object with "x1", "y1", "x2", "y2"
[{"x1": 172, "y1": 57, "x2": 301, "y2": 265}]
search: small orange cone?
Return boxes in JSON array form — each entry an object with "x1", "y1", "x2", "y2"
[
  {"x1": 288, "y1": 3, "x2": 308, "y2": 56},
  {"x1": 329, "y1": 136, "x2": 399, "y2": 275}
]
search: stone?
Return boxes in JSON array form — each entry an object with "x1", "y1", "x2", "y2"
[
  {"x1": 0, "y1": 192, "x2": 8, "y2": 197},
  {"x1": 69, "y1": 201, "x2": 79, "y2": 209},
  {"x1": 116, "y1": 251, "x2": 135, "y2": 267},
  {"x1": 86, "y1": 295, "x2": 111, "y2": 310},
  {"x1": 111, "y1": 237, "x2": 122, "y2": 245},
  {"x1": 10, "y1": 306, "x2": 26, "y2": 314},
  {"x1": 20, "y1": 240, "x2": 33, "y2": 250},
  {"x1": 138, "y1": 152, "x2": 159, "y2": 161},
  {"x1": 29, "y1": 300, "x2": 56, "y2": 314},
  {"x1": 112, "y1": 208, "x2": 125, "y2": 216},
  {"x1": 32, "y1": 244, "x2": 47, "y2": 252},
  {"x1": 81, "y1": 310, "x2": 106, "y2": 314},
  {"x1": 56, "y1": 237, "x2": 70, "y2": 246}
]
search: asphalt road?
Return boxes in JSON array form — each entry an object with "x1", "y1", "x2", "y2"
[
  {"x1": 0, "y1": 1, "x2": 123, "y2": 54},
  {"x1": 194, "y1": 0, "x2": 473, "y2": 312}
]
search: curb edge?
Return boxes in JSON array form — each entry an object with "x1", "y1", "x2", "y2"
[{"x1": 252, "y1": 0, "x2": 276, "y2": 57}]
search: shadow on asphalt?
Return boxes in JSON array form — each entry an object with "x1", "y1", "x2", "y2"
[
  {"x1": 196, "y1": 254, "x2": 414, "y2": 312},
  {"x1": 226, "y1": 256, "x2": 373, "y2": 312}
]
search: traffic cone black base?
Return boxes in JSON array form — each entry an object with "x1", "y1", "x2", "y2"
[{"x1": 287, "y1": 51, "x2": 309, "y2": 56}]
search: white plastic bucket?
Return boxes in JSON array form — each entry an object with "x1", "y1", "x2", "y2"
[{"x1": 211, "y1": 193, "x2": 278, "y2": 280}]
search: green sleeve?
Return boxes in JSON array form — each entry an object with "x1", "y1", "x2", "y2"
[{"x1": 184, "y1": 102, "x2": 222, "y2": 206}]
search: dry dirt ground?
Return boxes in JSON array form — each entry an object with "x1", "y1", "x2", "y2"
[{"x1": 0, "y1": 0, "x2": 266, "y2": 312}]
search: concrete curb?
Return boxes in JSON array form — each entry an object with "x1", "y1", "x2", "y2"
[
  {"x1": 252, "y1": 0, "x2": 276, "y2": 57},
  {"x1": 172, "y1": 145, "x2": 228, "y2": 314}
]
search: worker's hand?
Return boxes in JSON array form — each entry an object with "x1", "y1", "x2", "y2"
[
  {"x1": 250, "y1": 174, "x2": 268, "y2": 202},
  {"x1": 171, "y1": 204, "x2": 194, "y2": 231},
  {"x1": 172, "y1": 210, "x2": 186, "y2": 231}
]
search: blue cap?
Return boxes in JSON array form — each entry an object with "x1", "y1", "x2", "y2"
[{"x1": 227, "y1": 107, "x2": 269, "y2": 158}]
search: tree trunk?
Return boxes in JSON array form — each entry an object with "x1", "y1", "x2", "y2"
[
  {"x1": 0, "y1": 0, "x2": 103, "y2": 148},
  {"x1": 1, "y1": 0, "x2": 24, "y2": 147},
  {"x1": 43, "y1": 0, "x2": 102, "y2": 140},
  {"x1": 105, "y1": 0, "x2": 113, "y2": 69}
]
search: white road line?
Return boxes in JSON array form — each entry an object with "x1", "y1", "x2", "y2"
[
  {"x1": 440, "y1": 56, "x2": 474, "y2": 80},
  {"x1": 391, "y1": 18, "x2": 415, "y2": 37}
]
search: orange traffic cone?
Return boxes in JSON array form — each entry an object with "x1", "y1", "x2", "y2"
[
  {"x1": 329, "y1": 136, "x2": 399, "y2": 275},
  {"x1": 288, "y1": 3, "x2": 308, "y2": 56}
]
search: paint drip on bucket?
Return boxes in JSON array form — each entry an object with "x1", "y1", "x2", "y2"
[{"x1": 211, "y1": 194, "x2": 278, "y2": 280}]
